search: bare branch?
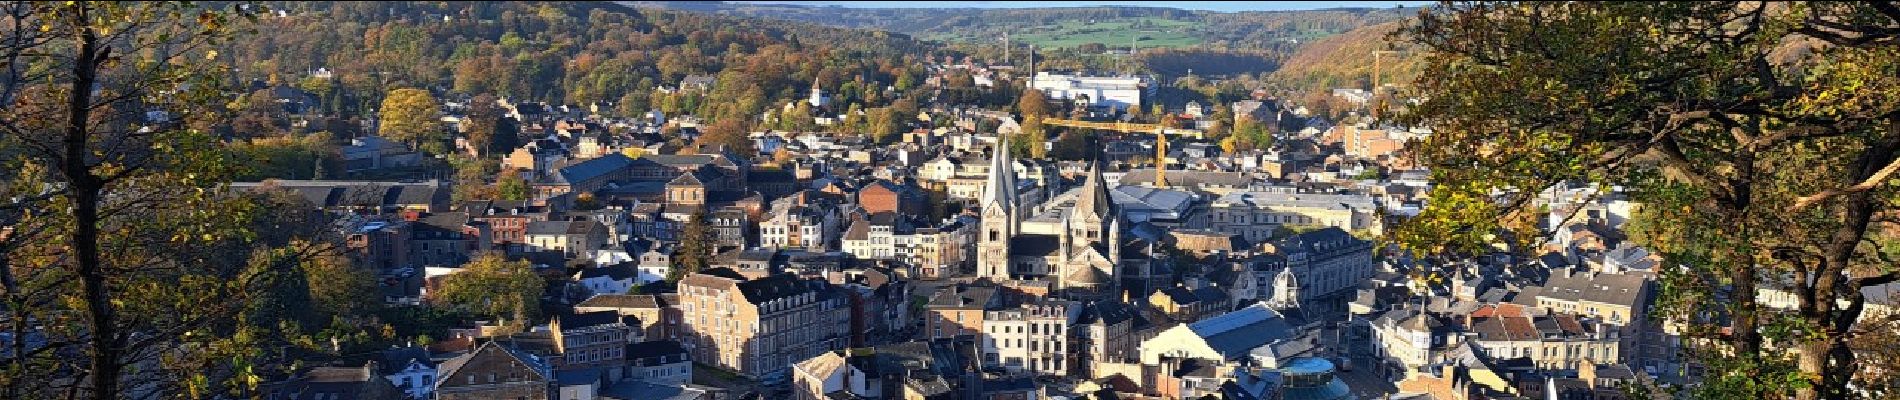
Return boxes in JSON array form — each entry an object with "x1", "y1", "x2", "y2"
[{"x1": 1791, "y1": 153, "x2": 1900, "y2": 211}]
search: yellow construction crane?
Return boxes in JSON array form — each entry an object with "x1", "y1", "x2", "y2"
[{"x1": 1039, "y1": 118, "x2": 1203, "y2": 187}]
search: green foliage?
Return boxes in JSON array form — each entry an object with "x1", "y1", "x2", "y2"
[
  {"x1": 433, "y1": 254, "x2": 545, "y2": 324},
  {"x1": 669, "y1": 213, "x2": 714, "y2": 282},
  {"x1": 1396, "y1": 3, "x2": 1900, "y2": 398},
  {"x1": 496, "y1": 168, "x2": 531, "y2": 202},
  {"x1": 230, "y1": 133, "x2": 337, "y2": 181}
]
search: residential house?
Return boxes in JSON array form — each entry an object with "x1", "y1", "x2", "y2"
[
  {"x1": 433, "y1": 341, "x2": 553, "y2": 400},
  {"x1": 379, "y1": 346, "x2": 436, "y2": 400},
  {"x1": 524, "y1": 220, "x2": 608, "y2": 258}
]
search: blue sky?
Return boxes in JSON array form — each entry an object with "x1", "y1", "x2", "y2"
[{"x1": 729, "y1": 1, "x2": 1430, "y2": 12}]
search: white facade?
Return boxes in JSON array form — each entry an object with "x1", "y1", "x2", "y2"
[
  {"x1": 383, "y1": 361, "x2": 434, "y2": 399},
  {"x1": 1029, "y1": 72, "x2": 1146, "y2": 111},
  {"x1": 982, "y1": 302, "x2": 1080, "y2": 376}
]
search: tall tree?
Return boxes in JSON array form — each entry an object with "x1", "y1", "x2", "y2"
[
  {"x1": 464, "y1": 93, "x2": 503, "y2": 157},
  {"x1": 378, "y1": 87, "x2": 445, "y2": 154},
  {"x1": 0, "y1": 3, "x2": 310, "y2": 398},
  {"x1": 1017, "y1": 88, "x2": 1049, "y2": 119},
  {"x1": 669, "y1": 212, "x2": 714, "y2": 282},
  {"x1": 1395, "y1": 3, "x2": 1900, "y2": 399}
]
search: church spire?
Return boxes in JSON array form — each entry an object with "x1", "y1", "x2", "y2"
[
  {"x1": 1071, "y1": 156, "x2": 1111, "y2": 221},
  {"x1": 981, "y1": 135, "x2": 1018, "y2": 218}
]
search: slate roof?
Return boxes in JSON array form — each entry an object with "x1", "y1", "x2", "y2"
[
  {"x1": 378, "y1": 346, "x2": 432, "y2": 375},
  {"x1": 626, "y1": 340, "x2": 688, "y2": 365},
  {"x1": 927, "y1": 284, "x2": 1000, "y2": 309},
  {"x1": 559, "y1": 311, "x2": 626, "y2": 330},
  {"x1": 1538, "y1": 270, "x2": 1647, "y2": 307},
  {"x1": 1076, "y1": 300, "x2": 1140, "y2": 326},
  {"x1": 1185, "y1": 303, "x2": 1297, "y2": 360},
  {"x1": 734, "y1": 274, "x2": 824, "y2": 304},
  {"x1": 1065, "y1": 266, "x2": 1111, "y2": 286},
  {"x1": 1007, "y1": 235, "x2": 1061, "y2": 257},
  {"x1": 667, "y1": 172, "x2": 704, "y2": 187},
  {"x1": 577, "y1": 263, "x2": 637, "y2": 281},
  {"x1": 555, "y1": 153, "x2": 633, "y2": 185},
  {"x1": 436, "y1": 341, "x2": 549, "y2": 387},
  {"x1": 1119, "y1": 169, "x2": 1253, "y2": 187}
]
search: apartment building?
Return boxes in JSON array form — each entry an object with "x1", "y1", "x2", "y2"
[{"x1": 677, "y1": 269, "x2": 850, "y2": 382}]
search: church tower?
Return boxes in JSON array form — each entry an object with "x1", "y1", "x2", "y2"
[
  {"x1": 1066, "y1": 157, "x2": 1112, "y2": 252},
  {"x1": 977, "y1": 136, "x2": 1019, "y2": 279}
]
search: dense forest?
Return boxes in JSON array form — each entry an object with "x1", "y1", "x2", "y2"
[
  {"x1": 228, "y1": 2, "x2": 949, "y2": 121},
  {"x1": 1267, "y1": 21, "x2": 1424, "y2": 93},
  {"x1": 626, "y1": 2, "x2": 1415, "y2": 52}
]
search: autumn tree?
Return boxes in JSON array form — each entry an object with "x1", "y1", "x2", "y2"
[
  {"x1": 695, "y1": 118, "x2": 756, "y2": 155},
  {"x1": 496, "y1": 168, "x2": 531, "y2": 202},
  {"x1": 1396, "y1": 3, "x2": 1900, "y2": 399},
  {"x1": 1017, "y1": 88, "x2": 1050, "y2": 119},
  {"x1": 379, "y1": 87, "x2": 445, "y2": 155},
  {"x1": 0, "y1": 3, "x2": 341, "y2": 398},
  {"x1": 432, "y1": 254, "x2": 545, "y2": 325}
]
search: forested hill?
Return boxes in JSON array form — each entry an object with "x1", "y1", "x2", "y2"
[
  {"x1": 1268, "y1": 21, "x2": 1424, "y2": 92},
  {"x1": 228, "y1": 1, "x2": 945, "y2": 118},
  {"x1": 623, "y1": 2, "x2": 1414, "y2": 51}
]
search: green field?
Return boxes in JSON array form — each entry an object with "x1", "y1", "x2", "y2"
[{"x1": 929, "y1": 17, "x2": 1203, "y2": 50}]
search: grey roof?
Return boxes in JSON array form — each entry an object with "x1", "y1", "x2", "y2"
[
  {"x1": 666, "y1": 172, "x2": 704, "y2": 187},
  {"x1": 1007, "y1": 235, "x2": 1061, "y2": 257},
  {"x1": 1111, "y1": 185, "x2": 1196, "y2": 215},
  {"x1": 1065, "y1": 266, "x2": 1112, "y2": 286},
  {"x1": 1213, "y1": 190, "x2": 1377, "y2": 211},
  {"x1": 1119, "y1": 169, "x2": 1253, "y2": 187},
  {"x1": 1537, "y1": 270, "x2": 1648, "y2": 307},
  {"x1": 626, "y1": 340, "x2": 688, "y2": 364},
  {"x1": 735, "y1": 274, "x2": 826, "y2": 304},
  {"x1": 555, "y1": 153, "x2": 635, "y2": 185},
  {"x1": 927, "y1": 284, "x2": 1000, "y2": 309},
  {"x1": 1185, "y1": 303, "x2": 1297, "y2": 360},
  {"x1": 378, "y1": 346, "x2": 432, "y2": 375}
]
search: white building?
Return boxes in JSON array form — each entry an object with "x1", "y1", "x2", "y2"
[
  {"x1": 378, "y1": 347, "x2": 435, "y2": 399},
  {"x1": 982, "y1": 300, "x2": 1082, "y2": 376},
  {"x1": 1210, "y1": 190, "x2": 1382, "y2": 243},
  {"x1": 1029, "y1": 72, "x2": 1146, "y2": 111}
]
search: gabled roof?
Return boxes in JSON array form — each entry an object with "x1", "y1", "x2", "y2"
[
  {"x1": 435, "y1": 341, "x2": 549, "y2": 388},
  {"x1": 378, "y1": 346, "x2": 432, "y2": 375},
  {"x1": 667, "y1": 172, "x2": 704, "y2": 187}
]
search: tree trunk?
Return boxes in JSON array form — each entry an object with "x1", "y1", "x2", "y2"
[
  {"x1": 1795, "y1": 125, "x2": 1897, "y2": 400},
  {"x1": 62, "y1": 9, "x2": 118, "y2": 400}
]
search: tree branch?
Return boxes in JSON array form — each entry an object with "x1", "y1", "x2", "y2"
[{"x1": 1791, "y1": 152, "x2": 1900, "y2": 211}]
